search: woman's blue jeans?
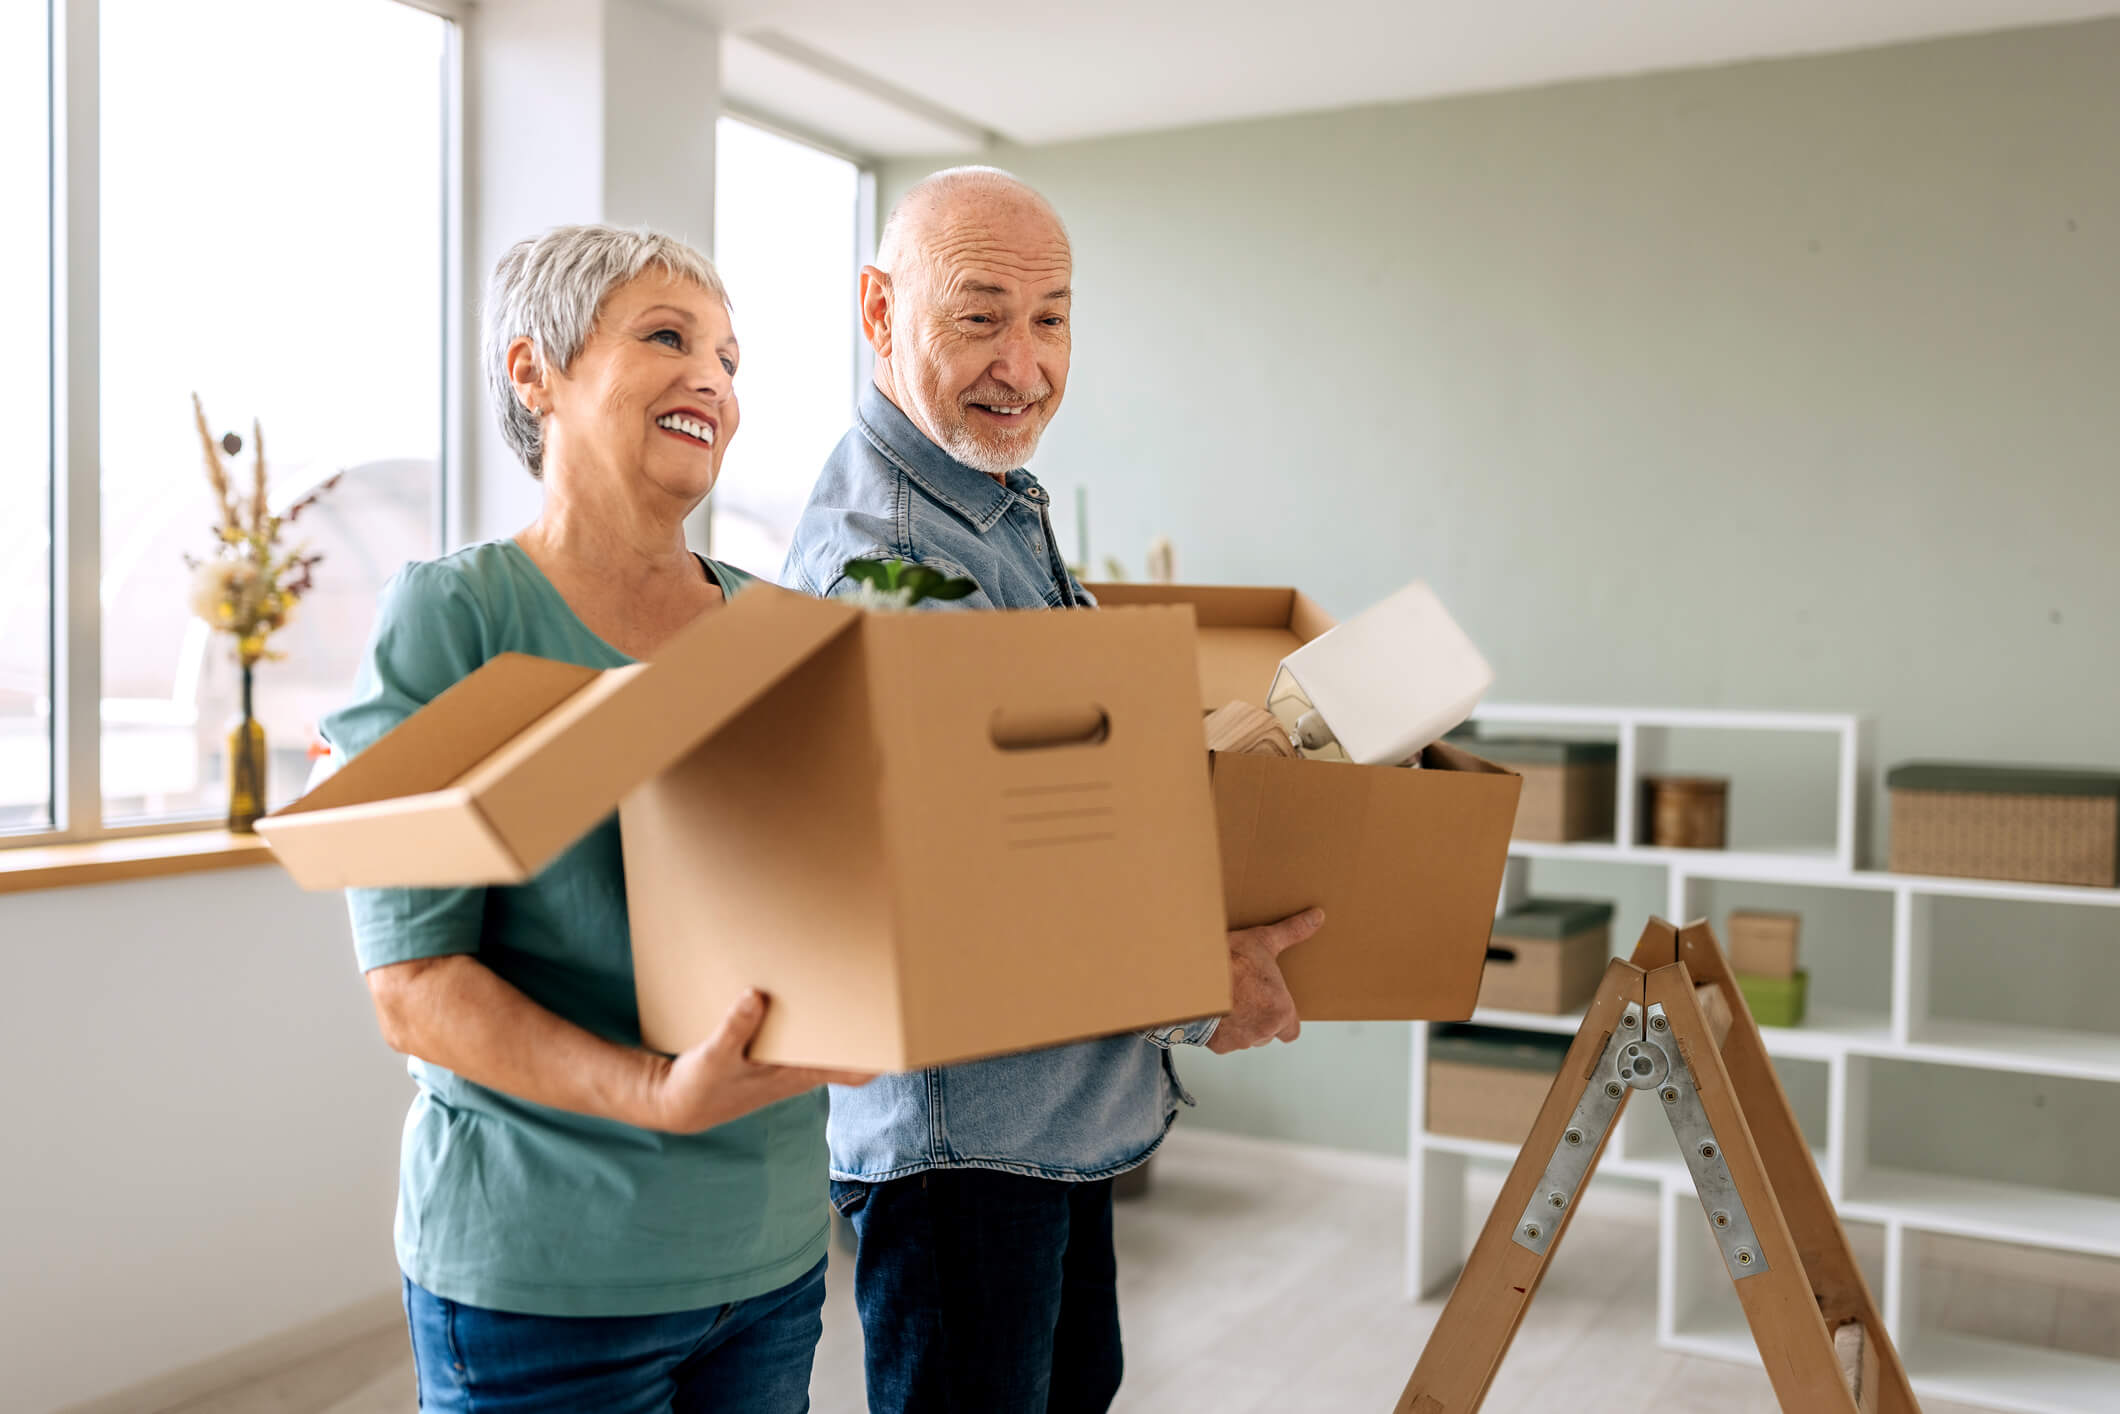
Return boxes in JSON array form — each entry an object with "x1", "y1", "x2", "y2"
[{"x1": 400, "y1": 1256, "x2": 827, "y2": 1413}]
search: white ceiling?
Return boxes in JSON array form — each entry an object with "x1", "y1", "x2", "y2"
[{"x1": 702, "y1": 0, "x2": 2120, "y2": 159}]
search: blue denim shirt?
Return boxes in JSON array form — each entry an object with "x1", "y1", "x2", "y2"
[{"x1": 783, "y1": 382, "x2": 1219, "y2": 1182}]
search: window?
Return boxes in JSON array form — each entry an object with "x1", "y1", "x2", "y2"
[
  {"x1": 708, "y1": 118, "x2": 863, "y2": 580},
  {"x1": 0, "y1": 0, "x2": 53, "y2": 831},
  {"x1": 6, "y1": 0, "x2": 453, "y2": 843}
]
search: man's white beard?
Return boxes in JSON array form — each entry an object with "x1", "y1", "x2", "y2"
[
  {"x1": 908, "y1": 381, "x2": 1046, "y2": 475},
  {"x1": 939, "y1": 419, "x2": 1039, "y2": 476}
]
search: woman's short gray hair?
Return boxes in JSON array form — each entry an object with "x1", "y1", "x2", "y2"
[{"x1": 481, "y1": 224, "x2": 728, "y2": 477}]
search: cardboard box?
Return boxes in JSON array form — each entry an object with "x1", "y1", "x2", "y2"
[
  {"x1": 1478, "y1": 898, "x2": 1614, "y2": 1014},
  {"x1": 1466, "y1": 737, "x2": 1617, "y2": 843},
  {"x1": 258, "y1": 585, "x2": 1234, "y2": 1072},
  {"x1": 1728, "y1": 909, "x2": 1802, "y2": 979},
  {"x1": 1888, "y1": 763, "x2": 2120, "y2": 888},
  {"x1": 1425, "y1": 1025, "x2": 1571, "y2": 1146},
  {"x1": 1089, "y1": 584, "x2": 1520, "y2": 1021}
]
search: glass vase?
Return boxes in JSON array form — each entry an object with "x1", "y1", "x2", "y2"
[{"x1": 227, "y1": 663, "x2": 267, "y2": 833}]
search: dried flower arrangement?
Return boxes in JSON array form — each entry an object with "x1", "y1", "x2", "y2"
[
  {"x1": 183, "y1": 393, "x2": 338, "y2": 830},
  {"x1": 183, "y1": 393, "x2": 337, "y2": 668}
]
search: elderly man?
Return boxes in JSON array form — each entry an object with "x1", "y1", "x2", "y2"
[{"x1": 784, "y1": 167, "x2": 1319, "y2": 1414}]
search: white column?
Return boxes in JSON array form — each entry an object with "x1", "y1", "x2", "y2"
[{"x1": 461, "y1": 0, "x2": 723, "y2": 547}]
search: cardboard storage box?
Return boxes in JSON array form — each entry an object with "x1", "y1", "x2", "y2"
[
  {"x1": 1467, "y1": 737, "x2": 1617, "y2": 843},
  {"x1": 1888, "y1": 763, "x2": 2120, "y2": 888},
  {"x1": 1089, "y1": 584, "x2": 1520, "y2": 1021},
  {"x1": 257, "y1": 585, "x2": 1233, "y2": 1072},
  {"x1": 1478, "y1": 898, "x2": 1614, "y2": 1015},
  {"x1": 1426, "y1": 1024, "x2": 1571, "y2": 1146},
  {"x1": 1728, "y1": 909, "x2": 1801, "y2": 979}
]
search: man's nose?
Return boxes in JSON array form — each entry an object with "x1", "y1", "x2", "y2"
[{"x1": 989, "y1": 323, "x2": 1041, "y2": 391}]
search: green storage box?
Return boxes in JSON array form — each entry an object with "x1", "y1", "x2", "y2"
[{"x1": 1737, "y1": 969, "x2": 1808, "y2": 1029}]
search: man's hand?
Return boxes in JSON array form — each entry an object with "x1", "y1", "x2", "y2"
[{"x1": 1208, "y1": 908, "x2": 1324, "y2": 1054}]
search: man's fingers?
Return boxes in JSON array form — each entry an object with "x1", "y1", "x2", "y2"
[
  {"x1": 1254, "y1": 907, "x2": 1325, "y2": 956},
  {"x1": 704, "y1": 988, "x2": 769, "y2": 1061}
]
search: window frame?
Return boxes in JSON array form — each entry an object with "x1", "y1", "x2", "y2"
[
  {"x1": 13, "y1": 0, "x2": 466, "y2": 849},
  {"x1": 703, "y1": 107, "x2": 880, "y2": 563}
]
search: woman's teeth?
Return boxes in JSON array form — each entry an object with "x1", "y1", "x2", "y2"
[{"x1": 656, "y1": 413, "x2": 715, "y2": 446}]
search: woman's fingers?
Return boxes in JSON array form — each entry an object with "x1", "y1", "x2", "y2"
[{"x1": 703, "y1": 988, "x2": 770, "y2": 1063}]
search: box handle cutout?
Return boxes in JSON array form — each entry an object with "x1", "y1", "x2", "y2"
[
  {"x1": 1486, "y1": 946, "x2": 1518, "y2": 964},
  {"x1": 989, "y1": 704, "x2": 1110, "y2": 752}
]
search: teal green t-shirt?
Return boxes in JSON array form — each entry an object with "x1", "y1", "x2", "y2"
[{"x1": 321, "y1": 538, "x2": 829, "y2": 1317}]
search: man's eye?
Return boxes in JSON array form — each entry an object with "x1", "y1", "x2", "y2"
[
  {"x1": 650, "y1": 328, "x2": 683, "y2": 348},
  {"x1": 720, "y1": 356, "x2": 737, "y2": 375},
  {"x1": 965, "y1": 314, "x2": 992, "y2": 325},
  {"x1": 1042, "y1": 316, "x2": 1066, "y2": 326}
]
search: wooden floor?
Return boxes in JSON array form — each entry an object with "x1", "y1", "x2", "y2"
[{"x1": 164, "y1": 1129, "x2": 2006, "y2": 1414}]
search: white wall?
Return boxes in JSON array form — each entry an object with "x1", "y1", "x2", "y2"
[
  {"x1": 877, "y1": 18, "x2": 2120, "y2": 1153},
  {"x1": 0, "y1": 869, "x2": 404, "y2": 1413}
]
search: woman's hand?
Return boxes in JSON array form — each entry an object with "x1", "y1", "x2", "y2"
[{"x1": 649, "y1": 989, "x2": 875, "y2": 1134}]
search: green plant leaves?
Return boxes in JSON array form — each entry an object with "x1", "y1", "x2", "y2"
[{"x1": 842, "y1": 557, "x2": 978, "y2": 606}]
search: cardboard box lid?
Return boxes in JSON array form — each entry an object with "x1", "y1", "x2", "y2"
[
  {"x1": 1886, "y1": 762, "x2": 2120, "y2": 799},
  {"x1": 259, "y1": 586, "x2": 862, "y2": 887},
  {"x1": 1085, "y1": 583, "x2": 1334, "y2": 710},
  {"x1": 1430, "y1": 1023, "x2": 1573, "y2": 1072},
  {"x1": 1494, "y1": 896, "x2": 1615, "y2": 940},
  {"x1": 1464, "y1": 736, "x2": 1619, "y2": 767}
]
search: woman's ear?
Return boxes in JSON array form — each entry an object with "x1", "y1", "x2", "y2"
[{"x1": 505, "y1": 336, "x2": 547, "y2": 416}]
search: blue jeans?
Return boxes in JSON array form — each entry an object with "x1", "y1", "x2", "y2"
[
  {"x1": 400, "y1": 1257, "x2": 827, "y2": 1413},
  {"x1": 832, "y1": 1170, "x2": 1123, "y2": 1414}
]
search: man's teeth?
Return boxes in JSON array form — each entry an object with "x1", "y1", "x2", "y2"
[
  {"x1": 980, "y1": 404, "x2": 1027, "y2": 416},
  {"x1": 656, "y1": 413, "x2": 715, "y2": 446}
]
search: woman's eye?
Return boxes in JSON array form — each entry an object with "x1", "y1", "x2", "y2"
[
  {"x1": 650, "y1": 328, "x2": 683, "y2": 348},
  {"x1": 965, "y1": 314, "x2": 991, "y2": 325}
]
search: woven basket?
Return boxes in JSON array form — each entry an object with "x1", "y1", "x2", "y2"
[{"x1": 1890, "y1": 788, "x2": 2118, "y2": 887}]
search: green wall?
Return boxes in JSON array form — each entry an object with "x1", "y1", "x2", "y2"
[{"x1": 881, "y1": 20, "x2": 2120, "y2": 1155}]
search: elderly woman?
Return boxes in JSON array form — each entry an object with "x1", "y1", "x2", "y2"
[{"x1": 321, "y1": 225, "x2": 867, "y2": 1413}]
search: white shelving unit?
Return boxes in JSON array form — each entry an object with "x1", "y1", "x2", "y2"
[{"x1": 1405, "y1": 704, "x2": 2120, "y2": 1414}]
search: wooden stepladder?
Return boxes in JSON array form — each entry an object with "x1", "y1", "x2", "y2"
[{"x1": 1395, "y1": 919, "x2": 1922, "y2": 1414}]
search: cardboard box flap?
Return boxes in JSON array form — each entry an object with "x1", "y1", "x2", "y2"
[
  {"x1": 259, "y1": 586, "x2": 860, "y2": 888},
  {"x1": 1084, "y1": 582, "x2": 1337, "y2": 710},
  {"x1": 258, "y1": 653, "x2": 606, "y2": 887},
  {"x1": 451, "y1": 585, "x2": 862, "y2": 875},
  {"x1": 275, "y1": 653, "x2": 603, "y2": 818}
]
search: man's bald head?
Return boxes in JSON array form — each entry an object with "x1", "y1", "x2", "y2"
[
  {"x1": 875, "y1": 166, "x2": 1070, "y2": 288},
  {"x1": 860, "y1": 167, "x2": 1074, "y2": 476}
]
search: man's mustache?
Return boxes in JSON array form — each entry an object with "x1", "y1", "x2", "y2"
[{"x1": 959, "y1": 385, "x2": 1051, "y2": 407}]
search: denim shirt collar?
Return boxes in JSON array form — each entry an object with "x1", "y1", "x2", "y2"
[{"x1": 854, "y1": 381, "x2": 1048, "y2": 533}]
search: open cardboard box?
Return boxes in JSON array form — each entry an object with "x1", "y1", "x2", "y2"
[
  {"x1": 257, "y1": 585, "x2": 1232, "y2": 1072},
  {"x1": 1090, "y1": 583, "x2": 1520, "y2": 1021}
]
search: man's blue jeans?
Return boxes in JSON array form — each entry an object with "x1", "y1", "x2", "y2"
[
  {"x1": 832, "y1": 1169, "x2": 1124, "y2": 1414},
  {"x1": 400, "y1": 1256, "x2": 827, "y2": 1413}
]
